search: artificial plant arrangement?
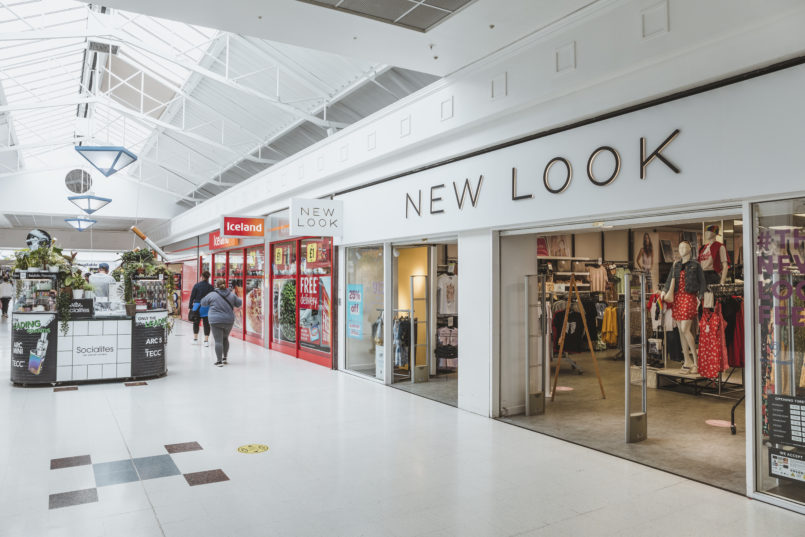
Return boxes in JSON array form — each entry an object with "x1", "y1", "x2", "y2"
[
  {"x1": 12, "y1": 241, "x2": 84, "y2": 335},
  {"x1": 279, "y1": 279, "x2": 297, "y2": 342},
  {"x1": 115, "y1": 248, "x2": 176, "y2": 317}
]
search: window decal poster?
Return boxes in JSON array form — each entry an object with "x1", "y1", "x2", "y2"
[{"x1": 347, "y1": 284, "x2": 363, "y2": 339}]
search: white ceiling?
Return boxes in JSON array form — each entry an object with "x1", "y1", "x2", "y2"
[
  {"x1": 0, "y1": 0, "x2": 436, "y2": 233},
  {"x1": 80, "y1": 0, "x2": 600, "y2": 76}
]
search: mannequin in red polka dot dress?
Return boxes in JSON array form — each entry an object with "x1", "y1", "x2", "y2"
[{"x1": 661, "y1": 241, "x2": 707, "y2": 375}]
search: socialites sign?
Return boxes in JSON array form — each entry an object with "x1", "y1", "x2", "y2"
[{"x1": 220, "y1": 215, "x2": 265, "y2": 239}]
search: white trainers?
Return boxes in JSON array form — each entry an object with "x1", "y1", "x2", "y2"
[{"x1": 203, "y1": 341, "x2": 209, "y2": 347}]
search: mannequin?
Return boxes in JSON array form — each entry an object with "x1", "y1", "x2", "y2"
[
  {"x1": 662, "y1": 241, "x2": 707, "y2": 374},
  {"x1": 698, "y1": 225, "x2": 729, "y2": 286}
]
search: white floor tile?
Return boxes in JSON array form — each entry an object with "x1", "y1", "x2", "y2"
[{"x1": 0, "y1": 319, "x2": 801, "y2": 537}]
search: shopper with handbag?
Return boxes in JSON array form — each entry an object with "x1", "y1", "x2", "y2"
[
  {"x1": 201, "y1": 278, "x2": 242, "y2": 367},
  {"x1": 188, "y1": 271, "x2": 214, "y2": 346}
]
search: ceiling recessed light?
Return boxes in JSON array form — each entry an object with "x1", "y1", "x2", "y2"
[{"x1": 734, "y1": 220, "x2": 743, "y2": 226}]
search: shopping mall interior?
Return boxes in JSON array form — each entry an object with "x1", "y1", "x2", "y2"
[{"x1": 2, "y1": 0, "x2": 805, "y2": 535}]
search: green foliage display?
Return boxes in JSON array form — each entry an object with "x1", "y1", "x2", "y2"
[
  {"x1": 57, "y1": 291, "x2": 72, "y2": 336},
  {"x1": 279, "y1": 280, "x2": 296, "y2": 342},
  {"x1": 117, "y1": 249, "x2": 175, "y2": 310}
]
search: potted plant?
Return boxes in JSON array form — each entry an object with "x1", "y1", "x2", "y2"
[
  {"x1": 13, "y1": 249, "x2": 29, "y2": 272},
  {"x1": 48, "y1": 246, "x2": 67, "y2": 273},
  {"x1": 64, "y1": 272, "x2": 87, "y2": 299},
  {"x1": 27, "y1": 246, "x2": 49, "y2": 271}
]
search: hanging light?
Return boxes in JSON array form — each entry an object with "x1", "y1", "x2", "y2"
[
  {"x1": 68, "y1": 194, "x2": 112, "y2": 214},
  {"x1": 74, "y1": 146, "x2": 137, "y2": 177},
  {"x1": 65, "y1": 217, "x2": 97, "y2": 231}
]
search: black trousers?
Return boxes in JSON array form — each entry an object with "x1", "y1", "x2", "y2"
[
  {"x1": 193, "y1": 315, "x2": 210, "y2": 336},
  {"x1": 1, "y1": 297, "x2": 9, "y2": 315}
]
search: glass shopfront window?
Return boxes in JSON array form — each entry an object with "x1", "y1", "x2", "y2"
[
  {"x1": 299, "y1": 238, "x2": 333, "y2": 354},
  {"x1": 345, "y1": 246, "x2": 384, "y2": 379},
  {"x1": 271, "y1": 241, "x2": 297, "y2": 346},
  {"x1": 229, "y1": 250, "x2": 244, "y2": 336},
  {"x1": 213, "y1": 254, "x2": 226, "y2": 280},
  {"x1": 245, "y1": 247, "x2": 265, "y2": 341},
  {"x1": 753, "y1": 199, "x2": 805, "y2": 505}
]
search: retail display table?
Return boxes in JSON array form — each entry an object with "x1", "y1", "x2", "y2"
[{"x1": 10, "y1": 310, "x2": 169, "y2": 386}]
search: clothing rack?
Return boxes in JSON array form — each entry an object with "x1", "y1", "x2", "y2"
[{"x1": 701, "y1": 284, "x2": 745, "y2": 431}]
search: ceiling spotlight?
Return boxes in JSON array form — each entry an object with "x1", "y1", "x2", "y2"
[
  {"x1": 75, "y1": 146, "x2": 137, "y2": 177},
  {"x1": 68, "y1": 194, "x2": 112, "y2": 214},
  {"x1": 65, "y1": 217, "x2": 97, "y2": 231}
]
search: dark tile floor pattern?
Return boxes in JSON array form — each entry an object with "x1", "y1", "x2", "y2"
[
  {"x1": 124, "y1": 381, "x2": 148, "y2": 386},
  {"x1": 49, "y1": 488, "x2": 98, "y2": 510},
  {"x1": 49, "y1": 441, "x2": 227, "y2": 509},
  {"x1": 93, "y1": 459, "x2": 139, "y2": 487},
  {"x1": 53, "y1": 386, "x2": 77, "y2": 392},
  {"x1": 184, "y1": 469, "x2": 229, "y2": 486},
  {"x1": 132, "y1": 454, "x2": 181, "y2": 480},
  {"x1": 165, "y1": 441, "x2": 203, "y2": 454},
  {"x1": 50, "y1": 454, "x2": 91, "y2": 470}
]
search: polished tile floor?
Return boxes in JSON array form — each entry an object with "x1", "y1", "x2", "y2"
[{"x1": 0, "y1": 318, "x2": 802, "y2": 536}]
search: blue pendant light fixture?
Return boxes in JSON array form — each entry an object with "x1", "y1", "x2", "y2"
[
  {"x1": 67, "y1": 194, "x2": 112, "y2": 214},
  {"x1": 74, "y1": 146, "x2": 137, "y2": 177},
  {"x1": 65, "y1": 217, "x2": 97, "y2": 231}
]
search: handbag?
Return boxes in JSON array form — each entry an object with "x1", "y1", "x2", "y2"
[{"x1": 188, "y1": 305, "x2": 199, "y2": 322}]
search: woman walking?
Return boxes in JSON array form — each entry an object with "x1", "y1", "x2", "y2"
[
  {"x1": 201, "y1": 278, "x2": 242, "y2": 367},
  {"x1": 189, "y1": 271, "x2": 214, "y2": 346}
]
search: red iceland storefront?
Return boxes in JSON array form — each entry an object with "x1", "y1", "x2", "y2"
[
  {"x1": 203, "y1": 230, "x2": 266, "y2": 346},
  {"x1": 269, "y1": 237, "x2": 334, "y2": 368}
]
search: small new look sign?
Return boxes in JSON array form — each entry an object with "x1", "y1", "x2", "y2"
[{"x1": 290, "y1": 198, "x2": 343, "y2": 237}]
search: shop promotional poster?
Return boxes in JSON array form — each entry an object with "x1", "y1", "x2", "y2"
[
  {"x1": 299, "y1": 275, "x2": 331, "y2": 350},
  {"x1": 132, "y1": 312, "x2": 168, "y2": 377},
  {"x1": 346, "y1": 284, "x2": 363, "y2": 339},
  {"x1": 11, "y1": 314, "x2": 57, "y2": 383}
]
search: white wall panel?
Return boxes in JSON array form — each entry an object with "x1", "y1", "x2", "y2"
[
  {"x1": 457, "y1": 229, "x2": 494, "y2": 416},
  {"x1": 149, "y1": 0, "x2": 805, "y2": 246}
]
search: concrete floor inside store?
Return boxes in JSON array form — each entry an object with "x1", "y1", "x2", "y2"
[
  {"x1": 500, "y1": 349, "x2": 746, "y2": 494},
  {"x1": 393, "y1": 372, "x2": 458, "y2": 407},
  {"x1": 3, "y1": 318, "x2": 799, "y2": 537}
]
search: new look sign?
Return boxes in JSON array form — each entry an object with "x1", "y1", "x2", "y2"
[{"x1": 290, "y1": 198, "x2": 343, "y2": 237}]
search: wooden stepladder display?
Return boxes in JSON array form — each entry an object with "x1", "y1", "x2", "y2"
[{"x1": 551, "y1": 275, "x2": 606, "y2": 401}]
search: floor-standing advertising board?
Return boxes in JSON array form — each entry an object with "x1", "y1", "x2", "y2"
[
  {"x1": 11, "y1": 314, "x2": 58, "y2": 383},
  {"x1": 132, "y1": 311, "x2": 169, "y2": 377}
]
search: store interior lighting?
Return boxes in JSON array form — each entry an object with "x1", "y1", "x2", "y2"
[
  {"x1": 74, "y1": 146, "x2": 138, "y2": 177},
  {"x1": 64, "y1": 217, "x2": 97, "y2": 231},
  {"x1": 67, "y1": 194, "x2": 112, "y2": 214}
]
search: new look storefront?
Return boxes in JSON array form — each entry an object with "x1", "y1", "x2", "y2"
[{"x1": 331, "y1": 60, "x2": 805, "y2": 511}]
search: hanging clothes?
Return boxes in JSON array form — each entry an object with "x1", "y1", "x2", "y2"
[
  {"x1": 601, "y1": 306, "x2": 618, "y2": 346},
  {"x1": 698, "y1": 303, "x2": 729, "y2": 379},
  {"x1": 588, "y1": 266, "x2": 608, "y2": 293},
  {"x1": 721, "y1": 296, "x2": 745, "y2": 368},
  {"x1": 393, "y1": 316, "x2": 412, "y2": 367}
]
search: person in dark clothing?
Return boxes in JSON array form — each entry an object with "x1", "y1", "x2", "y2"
[
  {"x1": 201, "y1": 278, "x2": 242, "y2": 367},
  {"x1": 189, "y1": 271, "x2": 214, "y2": 345}
]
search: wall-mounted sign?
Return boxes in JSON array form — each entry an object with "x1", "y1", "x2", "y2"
[
  {"x1": 209, "y1": 230, "x2": 240, "y2": 251},
  {"x1": 220, "y1": 215, "x2": 265, "y2": 238},
  {"x1": 290, "y1": 198, "x2": 343, "y2": 237}
]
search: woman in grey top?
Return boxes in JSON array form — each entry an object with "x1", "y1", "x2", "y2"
[{"x1": 200, "y1": 278, "x2": 243, "y2": 367}]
